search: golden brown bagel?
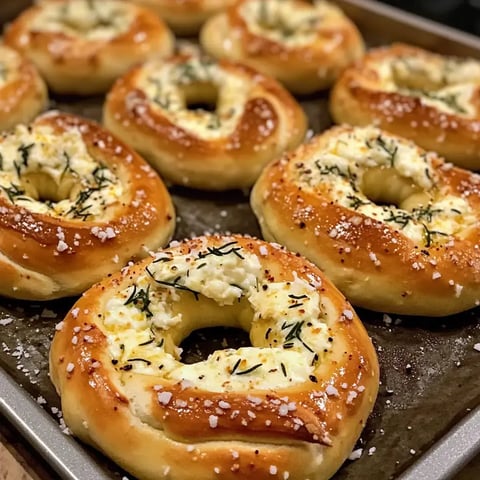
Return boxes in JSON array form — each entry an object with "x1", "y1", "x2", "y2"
[
  {"x1": 251, "y1": 125, "x2": 480, "y2": 316},
  {"x1": 103, "y1": 53, "x2": 307, "y2": 190},
  {"x1": 200, "y1": 0, "x2": 364, "y2": 94},
  {"x1": 124, "y1": 0, "x2": 237, "y2": 35},
  {"x1": 49, "y1": 234, "x2": 379, "y2": 480},
  {"x1": 4, "y1": 0, "x2": 174, "y2": 95},
  {"x1": 330, "y1": 43, "x2": 480, "y2": 170},
  {"x1": 0, "y1": 111, "x2": 175, "y2": 300},
  {"x1": 0, "y1": 45, "x2": 48, "y2": 132}
]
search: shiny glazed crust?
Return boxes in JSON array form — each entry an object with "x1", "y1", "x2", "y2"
[
  {"x1": 4, "y1": 0, "x2": 174, "y2": 95},
  {"x1": 0, "y1": 45, "x2": 48, "y2": 132},
  {"x1": 125, "y1": 0, "x2": 237, "y2": 35},
  {"x1": 49, "y1": 234, "x2": 379, "y2": 480},
  {"x1": 330, "y1": 43, "x2": 480, "y2": 170},
  {"x1": 200, "y1": 0, "x2": 364, "y2": 94},
  {"x1": 103, "y1": 54, "x2": 307, "y2": 190},
  {"x1": 251, "y1": 125, "x2": 480, "y2": 316},
  {"x1": 0, "y1": 111, "x2": 175, "y2": 300}
]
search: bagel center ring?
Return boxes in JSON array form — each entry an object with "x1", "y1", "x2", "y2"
[
  {"x1": 375, "y1": 53, "x2": 480, "y2": 117},
  {"x1": 105, "y1": 240, "x2": 333, "y2": 394},
  {"x1": 31, "y1": 0, "x2": 132, "y2": 39},
  {"x1": 299, "y1": 127, "x2": 475, "y2": 246},
  {"x1": 241, "y1": 0, "x2": 322, "y2": 43},
  {"x1": 0, "y1": 124, "x2": 123, "y2": 220},
  {"x1": 140, "y1": 56, "x2": 252, "y2": 138}
]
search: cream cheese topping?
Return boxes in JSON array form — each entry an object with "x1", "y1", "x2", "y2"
[
  {"x1": 373, "y1": 54, "x2": 480, "y2": 117},
  {"x1": 0, "y1": 124, "x2": 123, "y2": 220},
  {"x1": 137, "y1": 57, "x2": 251, "y2": 140},
  {"x1": 240, "y1": 0, "x2": 342, "y2": 47},
  {"x1": 102, "y1": 239, "x2": 332, "y2": 392},
  {"x1": 31, "y1": 0, "x2": 133, "y2": 41},
  {"x1": 295, "y1": 127, "x2": 476, "y2": 245}
]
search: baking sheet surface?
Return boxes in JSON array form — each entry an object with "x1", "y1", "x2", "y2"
[{"x1": 1, "y1": 1, "x2": 480, "y2": 479}]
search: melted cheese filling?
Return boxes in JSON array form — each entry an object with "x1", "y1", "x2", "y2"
[
  {"x1": 137, "y1": 57, "x2": 251, "y2": 140},
  {"x1": 373, "y1": 54, "x2": 480, "y2": 117},
  {"x1": 31, "y1": 0, "x2": 132, "y2": 41},
  {"x1": 103, "y1": 239, "x2": 332, "y2": 392},
  {"x1": 240, "y1": 0, "x2": 342, "y2": 47},
  {"x1": 0, "y1": 124, "x2": 123, "y2": 220},
  {"x1": 295, "y1": 127, "x2": 476, "y2": 245}
]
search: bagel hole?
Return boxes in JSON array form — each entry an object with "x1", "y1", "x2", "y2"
[
  {"x1": 21, "y1": 172, "x2": 76, "y2": 203},
  {"x1": 391, "y1": 59, "x2": 443, "y2": 91},
  {"x1": 179, "y1": 327, "x2": 251, "y2": 364},
  {"x1": 183, "y1": 83, "x2": 219, "y2": 113},
  {"x1": 361, "y1": 167, "x2": 430, "y2": 211}
]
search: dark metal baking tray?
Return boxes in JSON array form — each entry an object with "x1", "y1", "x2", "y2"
[{"x1": 0, "y1": 1, "x2": 479, "y2": 479}]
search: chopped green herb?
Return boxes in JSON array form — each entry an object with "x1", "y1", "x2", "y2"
[
  {"x1": 146, "y1": 267, "x2": 200, "y2": 300},
  {"x1": 234, "y1": 363, "x2": 263, "y2": 375},
  {"x1": 230, "y1": 358, "x2": 242, "y2": 375},
  {"x1": 127, "y1": 357, "x2": 152, "y2": 365},
  {"x1": 374, "y1": 135, "x2": 398, "y2": 166},
  {"x1": 347, "y1": 194, "x2": 369, "y2": 210},
  {"x1": 197, "y1": 241, "x2": 244, "y2": 260},
  {"x1": 125, "y1": 284, "x2": 153, "y2": 317}
]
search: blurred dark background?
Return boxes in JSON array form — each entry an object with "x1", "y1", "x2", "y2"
[{"x1": 380, "y1": 0, "x2": 480, "y2": 35}]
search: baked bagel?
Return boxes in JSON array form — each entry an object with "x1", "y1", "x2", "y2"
[
  {"x1": 124, "y1": 0, "x2": 237, "y2": 35},
  {"x1": 0, "y1": 111, "x2": 175, "y2": 300},
  {"x1": 103, "y1": 53, "x2": 307, "y2": 190},
  {"x1": 4, "y1": 0, "x2": 174, "y2": 95},
  {"x1": 200, "y1": 0, "x2": 364, "y2": 94},
  {"x1": 0, "y1": 45, "x2": 48, "y2": 132},
  {"x1": 49, "y1": 234, "x2": 379, "y2": 480},
  {"x1": 251, "y1": 125, "x2": 480, "y2": 316},
  {"x1": 330, "y1": 43, "x2": 480, "y2": 170}
]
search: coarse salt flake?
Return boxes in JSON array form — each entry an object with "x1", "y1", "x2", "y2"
[
  {"x1": 326, "y1": 385, "x2": 339, "y2": 397},
  {"x1": 259, "y1": 245, "x2": 268, "y2": 256},
  {"x1": 348, "y1": 448, "x2": 363, "y2": 461},
  {"x1": 157, "y1": 391, "x2": 172, "y2": 405},
  {"x1": 209, "y1": 415, "x2": 218, "y2": 428}
]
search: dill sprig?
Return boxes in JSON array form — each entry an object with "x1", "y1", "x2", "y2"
[
  {"x1": 197, "y1": 241, "x2": 244, "y2": 260},
  {"x1": 18, "y1": 143, "x2": 34, "y2": 168},
  {"x1": 145, "y1": 267, "x2": 200, "y2": 300},
  {"x1": 60, "y1": 151, "x2": 76, "y2": 180},
  {"x1": 347, "y1": 194, "x2": 370, "y2": 210},
  {"x1": 148, "y1": 77, "x2": 171, "y2": 109},
  {"x1": 127, "y1": 358, "x2": 152, "y2": 366},
  {"x1": 408, "y1": 88, "x2": 467, "y2": 114},
  {"x1": 65, "y1": 186, "x2": 101, "y2": 220},
  {"x1": 374, "y1": 135, "x2": 398, "y2": 166},
  {"x1": 124, "y1": 284, "x2": 153, "y2": 317},
  {"x1": 422, "y1": 224, "x2": 448, "y2": 247},
  {"x1": 1, "y1": 183, "x2": 29, "y2": 203},
  {"x1": 282, "y1": 321, "x2": 314, "y2": 353},
  {"x1": 412, "y1": 204, "x2": 441, "y2": 223},
  {"x1": 384, "y1": 210, "x2": 412, "y2": 229},
  {"x1": 233, "y1": 362, "x2": 263, "y2": 376},
  {"x1": 92, "y1": 163, "x2": 113, "y2": 187}
]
